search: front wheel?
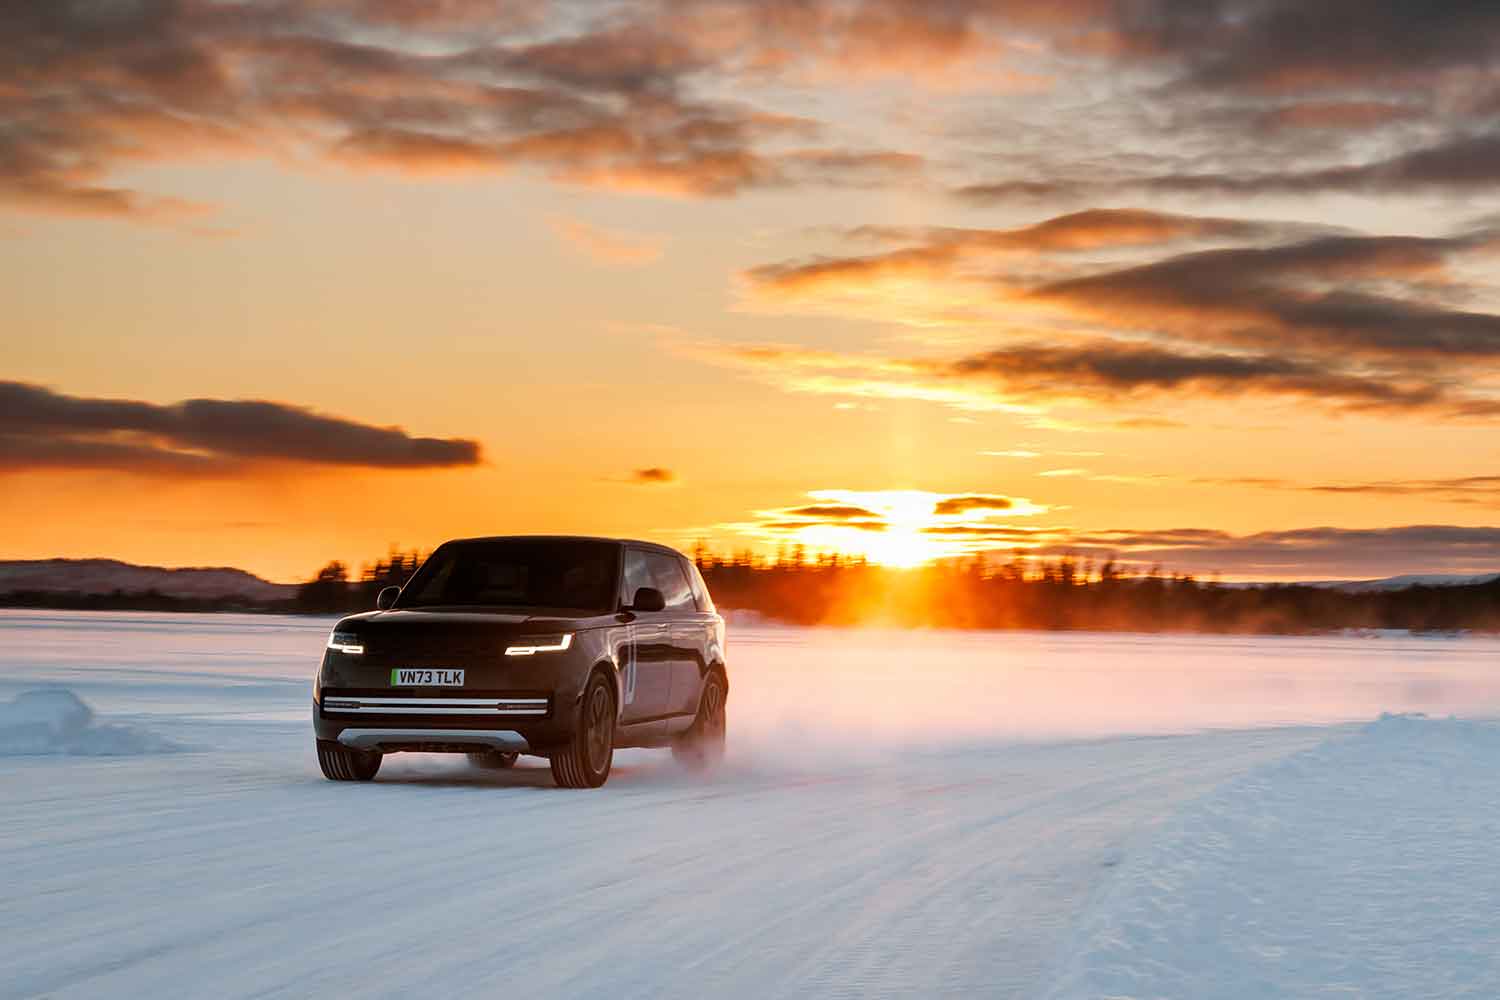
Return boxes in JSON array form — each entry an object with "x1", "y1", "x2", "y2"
[
  {"x1": 673, "y1": 671, "x2": 727, "y2": 771},
  {"x1": 550, "y1": 673, "x2": 615, "y2": 788},
  {"x1": 317, "y1": 740, "x2": 382, "y2": 781}
]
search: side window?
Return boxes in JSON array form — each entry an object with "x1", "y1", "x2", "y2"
[
  {"x1": 686, "y1": 559, "x2": 715, "y2": 614},
  {"x1": 645, "y1": 552, "x2": 696, "y2": 612},
  {"x1": 622, "y1": 548, "x2": 653, "y2": 608}
]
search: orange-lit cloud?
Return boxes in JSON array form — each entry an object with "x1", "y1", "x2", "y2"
[
  {"x1": 0, "y1": 381, "x2": 481, "y2": 475},
  {"x1": 629, "y1": 467, "x2": 678, "y2": 485},
  {"x1": 0, "y1": 2, "x2": 931, "y2": 217},
  {"x1": 10, "y1": 0, "x2": 1500, "y2": 222},
  {"x1": 1257, "y1": 101, "x2": 1420, "y2": 131},
  {"x1": 743, "y1": 209, "x2": 1304, "y2": 306},
  {"x1": 712, "y1": 213, "x2": 1500, "y2": 421},
  {"x1": 681, "y1": 335, "x2": 1500, "y2": 420}
]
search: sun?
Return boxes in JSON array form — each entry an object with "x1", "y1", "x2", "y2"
[
  {"x1": 754, "y1": 489, "x2": 1048, "y2": 568},
  {"x1": 861, "y1": 529, "x2": 941, "y2": 568}
]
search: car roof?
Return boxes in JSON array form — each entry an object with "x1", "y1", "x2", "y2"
[{"x1": 442, "y1": 534, "x2": 689, "y2": 558}]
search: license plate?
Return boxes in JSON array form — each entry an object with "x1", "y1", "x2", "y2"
[{"x1": 390, "y1": 668, "x2": 465, "y2": 686}]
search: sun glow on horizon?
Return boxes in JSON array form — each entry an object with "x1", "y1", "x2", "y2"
[{"x1": 741, "y1": 488, "x2": 1049, "y2": 568}]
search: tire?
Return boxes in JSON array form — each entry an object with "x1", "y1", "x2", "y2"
[
  {"x1": 551, "y1": 672, "x2": 615, "y2": 788},
  {"x1": 466, "y1": 750, "x2": 519, "y2": 769},
  {"x1": 673, "y1": 670, "x2": 727, "y2": 771},
  {"x1": 317, "y1": 740, "x2": 382, "y2": 781}
]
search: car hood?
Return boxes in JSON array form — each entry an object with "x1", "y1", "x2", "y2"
[{"x1": 335, "y1": 608, "x2": 609, "y2": 634}]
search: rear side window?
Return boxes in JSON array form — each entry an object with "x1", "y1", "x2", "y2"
[
  {"x1": 622, "y1": 548, "x2": 654, "y2": 608},
  {"x1": 686, "y1": 559, "x2": 715, "y2": 614},
  {"x1": 645, "y1": 551, "x2": 696, "y2": 612}
]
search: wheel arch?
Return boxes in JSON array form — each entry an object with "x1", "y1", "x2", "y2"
[{"x1": 589, "y1": 659, "x2": 625, "y2": 720}]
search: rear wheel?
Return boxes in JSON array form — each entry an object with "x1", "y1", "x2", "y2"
[
  {"x1": 317, "y1": 740, "x2": 382, "y2": 781},
  {"x1": 673, "y1": 670, "x2": 727, "y2": 771},
  {"x1": 551, "y1": 673, "x2": 615, "y2": 788},
  {"x1": 466, "y1": 750, "x2": 519, "y2": 769}
]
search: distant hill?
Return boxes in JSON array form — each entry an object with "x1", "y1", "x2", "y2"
[
  {"x1": 1217, "y1": 572, "x2": 1500, "y2": 591},
  {"x1": 0, "y1": 559, "x2": 295, "y2": 602},
  {"x1": 1332, "y1": 572, "x2": 1500, "y2": 591}
]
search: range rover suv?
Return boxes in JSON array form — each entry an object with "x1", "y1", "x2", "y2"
[{"x1": 313, "y1": 536, "x2": 727, "y2": 788}]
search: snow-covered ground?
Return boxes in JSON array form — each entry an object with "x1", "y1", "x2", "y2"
[
  {"x1": 1049, "y1": 714, "x2": 1500, "y2": 1000},
  {"x1": 4, "y1": 611, "x2": 1500, "y2": 998}
]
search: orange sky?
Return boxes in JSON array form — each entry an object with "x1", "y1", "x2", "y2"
[{"x1": 6, "y1": 1, "x2": 1500, "y2": 582}]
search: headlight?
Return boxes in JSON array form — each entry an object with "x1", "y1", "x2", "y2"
[
  {"x1": 505, "y1": 633, "x2": 573, "y2": 656},
  {"x1": 327, "y1": 630, "x2": 364, "y2": 655}
]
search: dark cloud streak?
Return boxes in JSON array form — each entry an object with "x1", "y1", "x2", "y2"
[{"x1": 0, "y1": 381, "x2": 481, "y2": 474}]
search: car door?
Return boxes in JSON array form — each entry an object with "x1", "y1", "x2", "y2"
[
  {"x1": 621, "y1": 547, "x2": 673, "y2": 721},
  {"x1": 644, "y1": 551, "x2": 706, "y2": 717}
]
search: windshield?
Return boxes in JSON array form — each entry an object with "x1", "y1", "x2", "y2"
[{"x1": 397, "y1": 540, "x2": 620, "y2": 612}]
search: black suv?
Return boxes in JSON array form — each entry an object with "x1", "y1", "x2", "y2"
[{"x1": 313, "y1": 536, "x2": 727, "y2": 788}]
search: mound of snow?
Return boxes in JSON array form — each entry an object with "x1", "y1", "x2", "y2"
[
  {"x1": 1047, "y1": 714, "x2": 1500, "y2": 999},
  {"x1": 0, "y1": 688, "x2": 179, "y2": 755}
]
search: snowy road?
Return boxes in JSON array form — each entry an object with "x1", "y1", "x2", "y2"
[
  {"x1": 4, "y1": 724, "x2": 1324, "y2": 998},
  {"x1": 5, "y1": 612, "x2": 1500, "y2": 998}
]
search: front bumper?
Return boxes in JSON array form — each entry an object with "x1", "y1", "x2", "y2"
[
  {"x1": 313, "y1": 694, "x2": 575, "y2": 750},
  {"x1": 313, "y1": 629, "x2": 607, "y2": 751}
]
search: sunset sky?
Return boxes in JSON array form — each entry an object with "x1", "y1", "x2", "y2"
[{"x1": 7, "y1": 0, "x2": 1500, "y2": 582}]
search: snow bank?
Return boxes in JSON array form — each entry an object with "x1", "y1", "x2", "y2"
[
  {"x1": 1047, "y1": 714, "x2": 1500, "y2": 999},
  {"x1": 0, "y1": 688, "x2": 179, "y2": 755}
]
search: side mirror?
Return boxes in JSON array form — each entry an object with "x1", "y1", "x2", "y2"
[
  {"x1": 376, "y1": 586, "x2": 400, "y2": 611},
  {"x1": 628, "y1": 586, "x2": 666, "y2": 613}
]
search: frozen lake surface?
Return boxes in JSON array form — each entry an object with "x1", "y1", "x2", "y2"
[
  {"x1": 4, "y1": 611, "x2": 1500, "y2": 998},
  {"x1": 5, "y1": 610, "x2": 1500, "y2": 743}
]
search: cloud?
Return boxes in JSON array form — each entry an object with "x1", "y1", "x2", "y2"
[
  {"x1": 960, "y1": 134, "x2": 1500, "y2": 204},
  {"x1": 652, "y1": 0, "x2": 1107, "y2": 85},
  {"x1": 1256, "y1": 101, "x2": 1421, "y2": 132},
  {"x1": 0, "y1": 381, "x2": 481, "y2": 474},
  {"x1": 708, "y1": 213, "x2": 1500, "y2": 423},
  {"x1": 745, "y1": 208, "x2": 1302, "y2": 300},
  {"x1": 10, "y1": 0, "x2": 1500, "y2": 222},
  {"x1": 932, "y1": 494, "x2": 1014, "y2": 515},
  {"x1": 936, "y1": 341, "x2": 1457, "y2": 412},
  {"x1": 0, "y1": 0, "x2": 944, "y2": 219},
  {"x1": 549, "y1": 216, "x2": 666, "y2": 265},
  {"x1": 1123, "y1": 0, "x2": 1500, "y2": 97},
  {"x1": 682, "y1": 335, "x2": 1500, "y2": 420},
  {"x1": 1113, "y1": 417, "x2": 1189, "y2": 430},
  {"x1": 938, "y1": 522, "x2": 1500, "y2": 578},
  {"x1": 1030, "y1": 232, "x2": 1500, "y2": 361},
  {"x1": 1133, "y1": 134, "x2": 1500, "y2": 199},
  {"x1": 630, "y1": 466, "x2": 677, "y2": 484},
  {"x1": 1043, "y1": 525, "x2": 1500, "y2": 579},
  {"x1": 784, "y1": 504, "x2": 883, "y2": 519},
  {"x1": 1207, "y1": 475, "x2": 1500, "y2": 508}
]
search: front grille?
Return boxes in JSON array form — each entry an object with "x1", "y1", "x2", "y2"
[{"x1": 359, "y1": 634, "x2": 502, "y2": 664}]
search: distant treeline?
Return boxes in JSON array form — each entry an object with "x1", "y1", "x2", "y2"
[
  {"x1": 8, "y1": 547, "x2": 1500, "y2": 634},
  {"x1": 284, "y1": 545, "x2": 1500, "y2": 634},
  {"x1": 290, "y1": 552, "x2": 423, "y2": 614}
]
